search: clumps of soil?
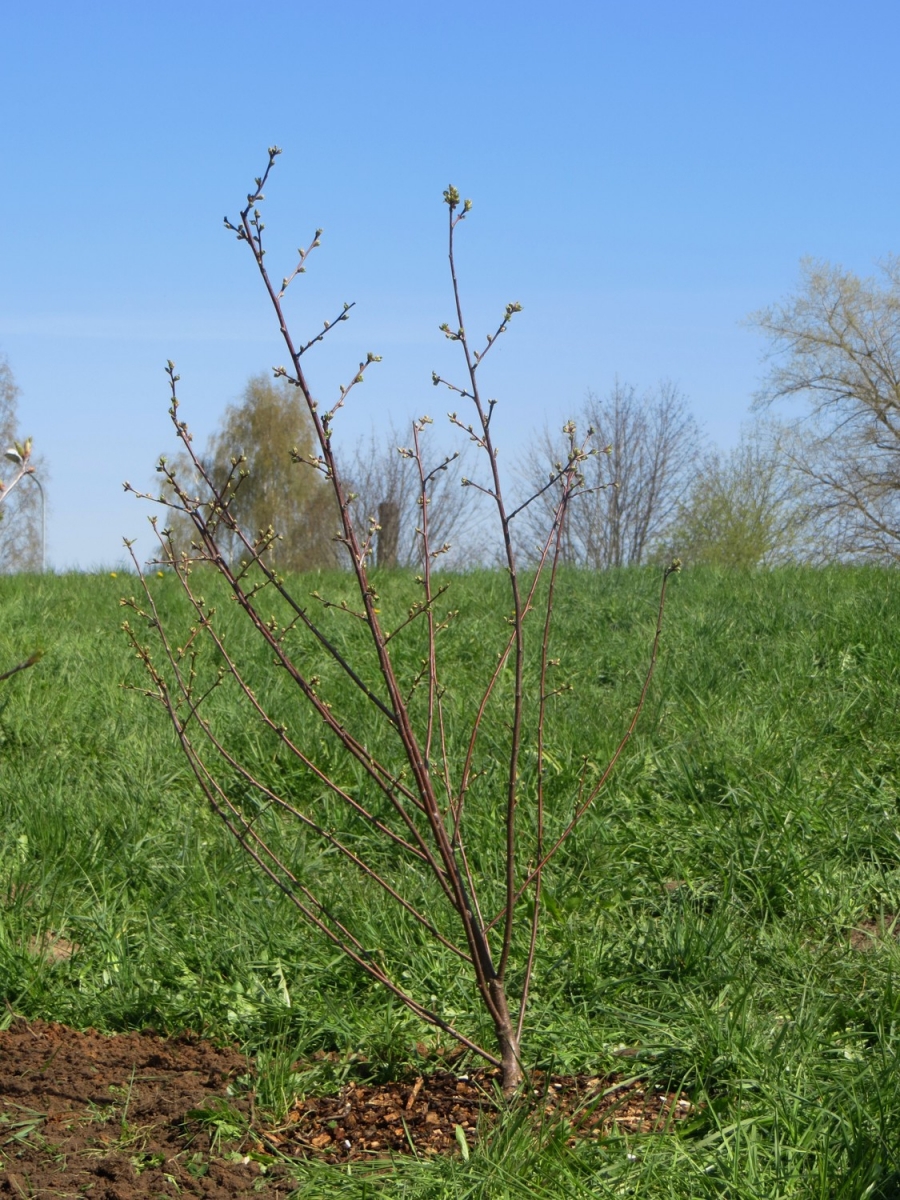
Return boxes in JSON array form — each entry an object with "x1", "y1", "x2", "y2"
[
  {"x1": 0, "y1": 1019, "x2": 284, "y2": 1198},
  {"x1": 0, "y1": 1018, "x2": 692, "y2": 1196}
]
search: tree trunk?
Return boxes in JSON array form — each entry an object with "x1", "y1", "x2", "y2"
[{"x1": 489, "y1": 979, "x2": 523, "y2": 1094}]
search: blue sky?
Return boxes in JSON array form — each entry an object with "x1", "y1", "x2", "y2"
[{"x1": 2, "y1": 1, "x2": 899, "y2": 569}]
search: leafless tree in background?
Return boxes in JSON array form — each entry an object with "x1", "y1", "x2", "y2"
[
  {"x1": 0, "y1": 354, "x2": 45, "y2": 573},
  {"x1": 751, "y1": 257, "x2": 900, "y2": 561},
  {"x1": 521, "y1": 380, "x2": 699, "y2": 567},
  {"x1": 346, "y1": 421, "x2": 475, "y2": 569}
]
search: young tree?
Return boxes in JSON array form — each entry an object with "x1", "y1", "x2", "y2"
[
  {"x1": 0, "y1": 354, "x2": 44, "y2": 573},
  {"x1": 521, "y1": 380, "x2": 699, "y2": 567},
  {"x1": 663, "y1": 422, "x2": 815, "y2": 568},
  {"x1": 160, "y1": 373, "x2": 342, "y2": 572},
  {"x1": 750, "y1": 258, "x2": 900, "y2": 561},
  {"x1": 125, "y1": 153, "x2": 677, "y2": 1093}
]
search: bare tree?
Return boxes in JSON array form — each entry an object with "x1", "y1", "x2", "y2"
[
  {"x1": 125, "y1": 153, "x2": 678, "y2": 1093},
  {"x1": 521, "y1": 380, "x2": 699, "y2": 567},
  {"x1": 750, "y1": 257, "x2": 900, "y2": 561},
  {"x1": 346, "y1": 421, "x2": 475, "y2": 569},
  {"x1": 0, "y1": 355, "x2": 44, "y2": 573}
]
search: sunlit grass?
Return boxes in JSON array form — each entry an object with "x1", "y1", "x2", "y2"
[{"x1": 1, "y1": 566, "x2": 899, "y2": 1196}]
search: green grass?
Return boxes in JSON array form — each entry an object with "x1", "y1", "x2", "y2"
[{"x1": 2, "y1": 565, "x2": 900, "y2": 1197}]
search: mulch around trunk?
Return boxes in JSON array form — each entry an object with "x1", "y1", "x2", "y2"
[
  {"x1": 0, "y1": 1019, "x2": 691, "y2": 1197},
  {"x1": 270, "y1": 1063, "x2": 691, "y2": 1162}
]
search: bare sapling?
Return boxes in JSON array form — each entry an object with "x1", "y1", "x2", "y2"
[{"x1": 123, "y1": 150, "x2": 679, "y2": 1094}]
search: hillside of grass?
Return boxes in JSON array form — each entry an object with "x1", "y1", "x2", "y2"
[{"x1": 1, "y1": 566, "x2": 899, "y2": 1197}]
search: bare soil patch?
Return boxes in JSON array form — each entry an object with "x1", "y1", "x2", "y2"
[
  {"x1": 0, "y1": 1019, "x2": 284, "y2": 1197},
  {"x1": 848, "y1": 913, "x2": 899, "y2": 951},
  {"x1": 1, "y1": 1019, "x2": 690, "y2": 1196}
]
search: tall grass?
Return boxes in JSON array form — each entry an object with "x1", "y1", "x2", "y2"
[{"x1": 1, "y1": 566, "x2": 899, "y2": 1196}]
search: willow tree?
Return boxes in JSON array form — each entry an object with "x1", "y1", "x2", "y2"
[
  {"x1": 751, "y1": 258, "x2": 900, "y2": 561},
  {"x1": 161, "y1": 373, "x2": 341, "y2": 572},
  {"x1": 663, "y1": 423, "x2": 815, "y2": 568}
]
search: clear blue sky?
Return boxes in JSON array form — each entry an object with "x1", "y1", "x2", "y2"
[{"x1": 2, "y1": 1, "x2": 898, "y2": 569}]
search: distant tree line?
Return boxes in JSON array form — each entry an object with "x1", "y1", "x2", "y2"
[
  {"x1": 155, "y1": 254, "x2": 900, "y2": 574},
  {"x1": 7, "y1": 248, "x2": 899, "y2": 577}
]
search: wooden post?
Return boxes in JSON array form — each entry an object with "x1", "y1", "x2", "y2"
[{"x1": 377, "y1": 500, "x2": 400, "y2": 569}]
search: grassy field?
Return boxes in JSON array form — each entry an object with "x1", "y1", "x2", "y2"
[{"x1": 1, "y1": 565, "x2": 899, "y2": 1197}]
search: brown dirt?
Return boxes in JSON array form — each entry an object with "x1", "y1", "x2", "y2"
[
  {"x1": 0, "y1": 1019, "x2": 691, "y2": 1196},
  {"x1": 0, "y1": 1019, "x2": 286, "y2": 1198},
  {"x1": 848, "y1": 913, "x2": 899, "y2": 951}
]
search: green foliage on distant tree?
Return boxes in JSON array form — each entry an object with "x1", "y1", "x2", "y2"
[
  {"x1": 751, "y1": 258, "x2": 900, "y2": 561},
  {"x1": 162, "y1": 373, "x2": 341, "y2": 572},
  {"x1": 664, "y1": 424, "x2": 814, "y2": 568}
]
